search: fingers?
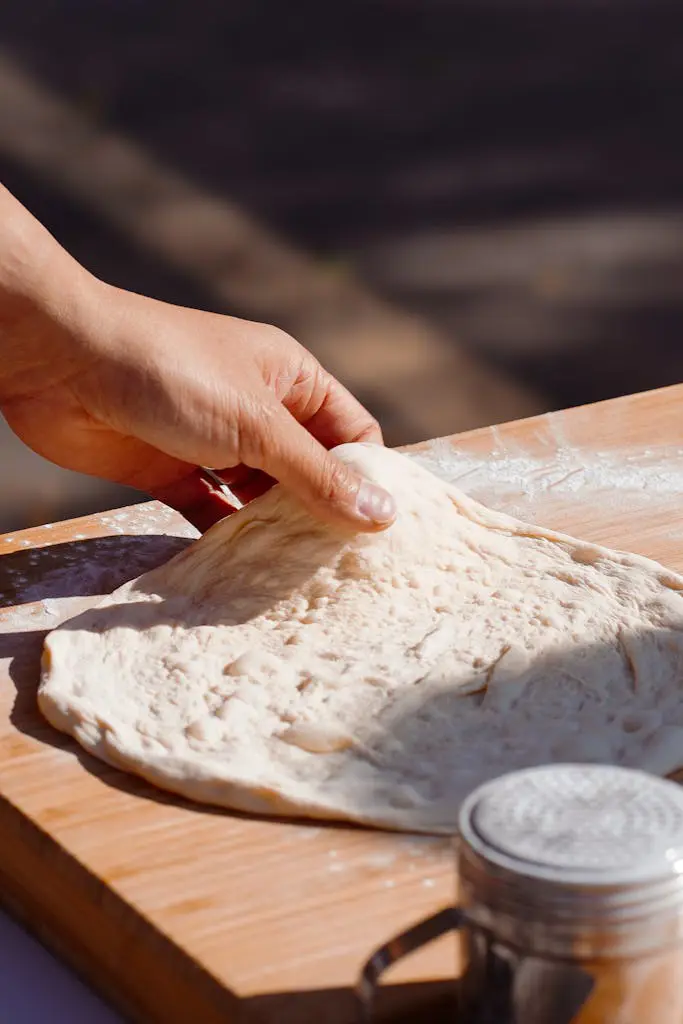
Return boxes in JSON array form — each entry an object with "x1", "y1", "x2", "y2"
[
  {"x1": 129, "y1": 320, "x2": 392, "y2": 532},
  {"x1": 145, "y1": 430, "x2": 396, "y2": 537},
  {"x1": 245, "y1": 405, "x2": 396, "y2": 532}
]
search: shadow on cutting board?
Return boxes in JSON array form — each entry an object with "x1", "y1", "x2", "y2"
[
  {"x1": 0, "y1": 534, "x2": 192, "y2": 610},
  {"x1": 1, "y1": 534, "x2": 193, "y2": 771}
]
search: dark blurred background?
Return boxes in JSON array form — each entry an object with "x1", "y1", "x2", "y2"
[{"x1": 2, "y1": 0, "x2": 683, "y2": 531}]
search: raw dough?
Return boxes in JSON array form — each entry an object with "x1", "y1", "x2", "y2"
[{"x1": 39, "y1": 443, "x2": 683, "y2": 833}]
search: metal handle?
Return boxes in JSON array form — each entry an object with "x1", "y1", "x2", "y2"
[
  {"x1": 199, "y1": 467, "x2": 244, "y2": 508},
  {"x1": 356, "y1": 906, "x2": 465, "y2": 1022}
]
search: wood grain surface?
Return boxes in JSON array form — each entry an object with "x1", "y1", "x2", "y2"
[{"x1": 2, "y1": 384, "x2": 683, "y2": 1023}]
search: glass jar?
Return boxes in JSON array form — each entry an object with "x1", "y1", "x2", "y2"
[{"x1": 358, "y1": 764, "x2": 683, "y2": 1023}]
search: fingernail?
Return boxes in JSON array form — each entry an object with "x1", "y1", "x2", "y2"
[{"x1": 356, "y1": 481, "x2": 396, "y2": 523}]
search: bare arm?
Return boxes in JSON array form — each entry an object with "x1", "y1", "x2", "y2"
[{"x1": 0, "y1": 185, "x2": 395, "y2": 531}]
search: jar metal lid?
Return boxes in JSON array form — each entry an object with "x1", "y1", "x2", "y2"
[
  {"x1": 461, "y1": 763, "x2": 683, "y2": 887},
  {"x1": 457, "y1": 764, "x2": 683, "y2": 957}
]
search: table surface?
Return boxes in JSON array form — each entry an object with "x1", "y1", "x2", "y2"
[{"x1": 4, "y1": 383, "x2": 683, "y2": 1023}]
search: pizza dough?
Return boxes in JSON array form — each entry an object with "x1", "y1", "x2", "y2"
[{"x1": 39, "y1": 443, "x2": 683, "y2": 834}]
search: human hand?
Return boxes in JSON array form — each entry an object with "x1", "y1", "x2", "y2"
[{"x1": 1, "y1": 275, "x2": 396, "y2": 532}]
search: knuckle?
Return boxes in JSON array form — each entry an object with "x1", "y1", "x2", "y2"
[{"x1": 318, "y1": 456, "x2": 356, "y2": 507}]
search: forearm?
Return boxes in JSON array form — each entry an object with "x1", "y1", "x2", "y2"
[{"x1": 0, "y1": 184, "x2": 99, "y2": 404}]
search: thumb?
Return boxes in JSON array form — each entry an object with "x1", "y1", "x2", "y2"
[{"x1": 249, "y1": 407, "x2": 396, "y2": 531}]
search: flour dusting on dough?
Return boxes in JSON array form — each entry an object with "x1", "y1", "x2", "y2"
[{"x1": 38, "y1": 443, "x2": 683, "y2": 833}]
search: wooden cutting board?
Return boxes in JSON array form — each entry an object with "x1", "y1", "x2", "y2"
[{"x1": 3, "y1": 384, "x2": 683, "y2": 1023}]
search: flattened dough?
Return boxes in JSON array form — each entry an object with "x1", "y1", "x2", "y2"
[{"x1": 39, "y1": 444, "x2": 683, "y2": 833}]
